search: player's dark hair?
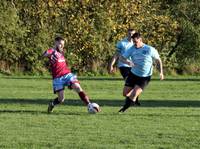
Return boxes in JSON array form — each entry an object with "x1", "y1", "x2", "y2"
[
  {"x1": 128, "y1": 28, "x2": 135, "y2": 32},
  {"x1": 131, "y1": 32, "x2": 141, "y2": 39},
  {"x1": 55, "y1": 36, "x2": 64, "y2": 42}
]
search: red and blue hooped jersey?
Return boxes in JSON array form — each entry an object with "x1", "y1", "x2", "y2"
[{"x1": 46, "y1": 48, "x2": 71, "y2": 79}]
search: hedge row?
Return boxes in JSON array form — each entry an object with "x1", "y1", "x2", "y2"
[{"x1": 0, "y1": 0, "x2": 199, "y2": 75}]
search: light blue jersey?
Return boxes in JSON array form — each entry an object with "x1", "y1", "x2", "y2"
[
  {"x1": 116, "y1": 38, "x2": 133, "y2": 68},
  {"x1": 123, "y1": 44, "x2": 160, "y2": 77}
]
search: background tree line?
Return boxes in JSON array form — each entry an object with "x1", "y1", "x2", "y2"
[{"x1": 0, "y1": 0, "x2": 199, "y2": 75}]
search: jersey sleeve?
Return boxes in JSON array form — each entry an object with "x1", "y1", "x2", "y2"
[
  {"x1": 151, "y1": 47, "x2": 160, "y2": 60},
  {"x1": 116, "y1": 41, "x2": 123, "y2": 53},
  {"x1": 46, "y1": 48, "x2": 54, "y2": 55},
  {"x1": 122, "y1": 47, "x2": 132, "y2": 58},
  {"x1": 43, "y1": 48, "x2": 54, "y2": 57}
]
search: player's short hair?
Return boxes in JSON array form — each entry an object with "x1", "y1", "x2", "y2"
[
  {"x1": 55, "y1": 36, "x2": 64, "y2": 42},
  {"x1": 128, "y1": 28, "x2": 135, "y2": 32},
  {"x1": 131, "y1": 32, "x2": 141, "y2": 39}
]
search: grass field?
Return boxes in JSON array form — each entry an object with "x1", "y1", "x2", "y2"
[{"x1": 0, "y1": 75, "x2": 200, "y2": 149}]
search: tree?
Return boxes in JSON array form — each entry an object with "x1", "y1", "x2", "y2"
[
  {"x1": 0, "y1": 1, "x2": 25, "y2": 73},
  {"x1": 0, "y1": 0, "x2": 199, "y2": 75},
  {"x1": 162, "y1": 0, "x2": 200, "y2": 73}
]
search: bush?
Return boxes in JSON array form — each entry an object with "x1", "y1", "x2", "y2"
[{"x1": 0, "y1": 0, "x2": 199, "y2": 75}]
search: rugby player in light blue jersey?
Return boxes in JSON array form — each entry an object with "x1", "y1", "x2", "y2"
[
  {"x1": 119, "y1": 32, "x2": 164, "y2": 112},
  {"x1": 109, "y1": 28, "x2": 135, "y2": 79}
]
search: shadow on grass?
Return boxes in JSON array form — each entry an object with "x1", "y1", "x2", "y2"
[
  {"x1": 0, "y1": 109, "x2": 47, "y2": 114},
  {"x1": 0, "y1": 109, "x2": 84, "y2": 115},
  {"x1": 0, "y1": 98, "x2": 200, "y2": 107}
]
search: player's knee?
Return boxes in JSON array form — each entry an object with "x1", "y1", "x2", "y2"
[
  {"x1": 72, "y1": 84, "x2": 82, "y2": 92},
  {"x1": 123, "y1": 90, "x2": 130, "y2": 97}
]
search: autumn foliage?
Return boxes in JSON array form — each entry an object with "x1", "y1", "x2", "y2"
[{"x1": 0, "y1": 0, "x2": 199, "y2": 75}]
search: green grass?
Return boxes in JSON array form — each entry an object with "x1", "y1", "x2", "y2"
[{"x1": 0, "y1": 75, "x2": 200, "y2": 149}]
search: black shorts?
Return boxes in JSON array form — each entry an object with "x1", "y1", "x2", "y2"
[
  {"x1": 119, "y1": 67, "x2": 131, "y2": 79},
  {"x1": 125, "y1": 72, "x2": 151, "y2": 90}
]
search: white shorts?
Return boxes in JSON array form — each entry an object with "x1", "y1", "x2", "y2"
[{"x1": 52, "y1": 73, "x2": 79, "y2": 94}]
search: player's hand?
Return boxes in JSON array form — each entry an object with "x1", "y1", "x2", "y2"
[
  {"x1": 127, "y1": 61, "x2": 134, "y2": 67},
  {"x1": 109, "y1": 66, "x2": 114, "y2": 73},
  {"x1": 160, "y1": 73, "x2": 164, "y2": 80}
]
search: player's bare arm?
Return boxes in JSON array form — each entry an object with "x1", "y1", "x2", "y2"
[
  {"x1": 119, "y1": 55, "x2": 134, "y2": 67},
  {"x1": 39, "y1": 51, "x2": 50, "y2": 60},
  {"x1": 41, "y1": 51, "x2": 50, "y2": 58},
  {"x1": 155, "y1": 58, "x2": 164, "y2": 80},
  {"x1": 109, "y1": 52, "x2": 119, "y2": 73}
]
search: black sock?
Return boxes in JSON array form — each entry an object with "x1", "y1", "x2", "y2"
[
  {"x1": 52, "y1": 97, "x2": 60, "y2": 106},
  {"x1": 124, "y1": 97, "x2": 134, "y2": 108},
  {"x1": 135, "y1": 97, "x2": 140, "y2": 106},
  {"x1": 119, "y1": 97, "x2": 134, "y2": 112}
]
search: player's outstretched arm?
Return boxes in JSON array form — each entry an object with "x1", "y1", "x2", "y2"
[
  {"x1": 41, "y1": 51, "x2": 48, "y2": 57},
  {"x1": 40, "y1": 51, "x2": 51, "y2": 59},
  {"x1": 108, "y1": 52, "x2": 119, "y2": 73},
  {"x1": 155, "y1": 58, "x2": 164, "y2": 80}
]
